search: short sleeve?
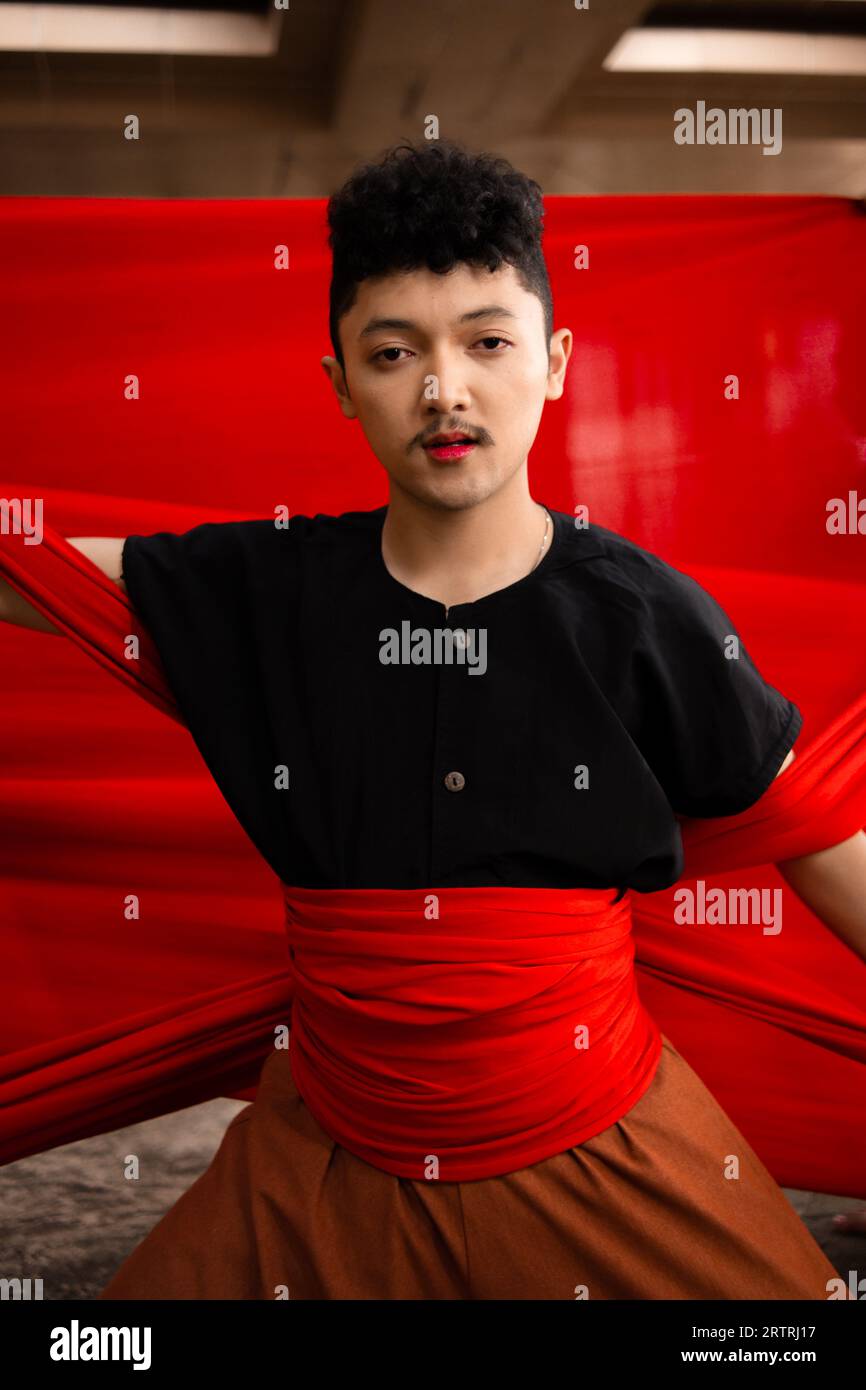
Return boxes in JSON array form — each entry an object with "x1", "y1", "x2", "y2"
[
  {"x1": 121, "y1": 519, "x2": 295, "y2": 871},
  {"x1": 630, "y1": 559, "x2": 803, "y2": 819}
]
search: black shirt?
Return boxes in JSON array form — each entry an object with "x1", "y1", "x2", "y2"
[{"x1": 120, "y1": 504, "x2": 802, "y2": 895}]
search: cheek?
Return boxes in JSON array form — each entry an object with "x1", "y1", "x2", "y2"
[
  {"x1": 350, "y1": 383, "x2": 401, "y2": 439},
  {"x1": 491, "y1": 361, "x2": 547, "y2": 419},
  {"x1": 360, "y1": 373, "x2": 412, "y2": 418},
  {"x1": 491, "y1": 351, "x2": 548, "y2": 393}
]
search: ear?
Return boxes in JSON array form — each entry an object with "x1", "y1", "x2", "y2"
[
  {"x1": 320, "y1": 355, "x2": 357, "y2": 420},
  {"x1": 545, "y1": 328, "x2": 572, "y2": 402}
]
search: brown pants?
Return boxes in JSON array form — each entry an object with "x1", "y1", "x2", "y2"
[{"x1": 99, "y1": 1034, "x2": 841, "y2": 1300}]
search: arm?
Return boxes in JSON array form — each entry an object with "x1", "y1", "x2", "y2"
[
  {"x1": 772, "y1": 746, "x2": 866, "y2": 1229},
  {"x1": 0, "y1": 537, "x2": 126, "y2": 633},
  {"x1": 777, "y1": 827, "x2": 866, "y2": 965},
  {"x1": 767, "y1": 745, "x2": 861, "y2": 961},
  {"x1": 770, "y1": 745, "x2": 866, "y2": 962}
]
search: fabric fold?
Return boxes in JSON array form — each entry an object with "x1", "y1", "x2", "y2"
[
  {"x1": 680, "y1": 690, "x2": 866, "y2": 874},
  {"x1": 0, "y1": 521, "x2": 183, "y2": 727},
  {"x1": 281, "y1": 882, "x2": 662, "y2": 1180}
]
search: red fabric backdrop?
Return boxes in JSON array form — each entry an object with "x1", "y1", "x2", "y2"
[{"x1": 1, "y1": 194, "x2": 865, "y2": 1195}]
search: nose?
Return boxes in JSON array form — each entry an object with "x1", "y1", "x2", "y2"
[{"x1": 422, "y1": 349, "x2": 471, "y2": 418}]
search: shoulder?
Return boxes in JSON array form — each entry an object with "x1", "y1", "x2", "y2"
[
  {"x1": 283, "y1": 505, "x2": 385, "y2": 552},
  {"x1": 124, "y1": 507, "x2": 384, "y2": 569},
  {"x1": 550, "y1": 512, "x2": 715, "y2": 626}
]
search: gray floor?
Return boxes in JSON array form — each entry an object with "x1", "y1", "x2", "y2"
[
  {"x1": 1, "y1": 1098, "x2": 864, "y2": 1300},
  {"x1": 1, "y1": 1097, "x2": 247, "y2": 1300}
]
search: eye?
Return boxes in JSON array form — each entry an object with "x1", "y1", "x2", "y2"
[
  {"x1": 371, "y1": 337, "x2": 512, "y2": 364},
  {"x1": 371, "y1": 346, "x2": 412, "y2": 364}
]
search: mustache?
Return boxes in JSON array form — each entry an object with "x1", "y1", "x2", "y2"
[{"x1": 412, "y1": 425, "x2": 493, "y2": 452}]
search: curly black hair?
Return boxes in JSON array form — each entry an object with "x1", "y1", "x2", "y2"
[{"x1": 326, "y1": 138, "x2": 554, "y2": 371}]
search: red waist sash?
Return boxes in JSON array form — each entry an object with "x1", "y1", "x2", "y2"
[{"x1": 281, "y1": 882, "x2": 662, "y2": 1181}]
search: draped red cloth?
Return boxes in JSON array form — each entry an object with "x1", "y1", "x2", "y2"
[
  {"x1": 282, "y1": 883, "x2": 662, "y2": 1181},
  {"x1": 1, "y1": 194, "x2": 865, "y2": 1195}
]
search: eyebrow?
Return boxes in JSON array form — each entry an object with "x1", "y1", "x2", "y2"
[{"x1": 358, "y1": 304, "x2": 519, "y2": 340}]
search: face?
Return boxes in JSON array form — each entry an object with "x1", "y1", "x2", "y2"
[{"x1": 320, "y1": 261, "x2": 571, "y2": 513}]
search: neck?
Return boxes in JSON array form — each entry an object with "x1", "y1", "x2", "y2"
[{"x1": 381, "y1": 476, "x2": 551, "y2": 610}]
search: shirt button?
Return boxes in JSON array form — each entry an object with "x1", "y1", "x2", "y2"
[
  {"x1": 453, "y1": 629, "x2": 468, "y2": 649},
  {"x1": 444, "y1": 770, "x2": 466, "y2": 791}
]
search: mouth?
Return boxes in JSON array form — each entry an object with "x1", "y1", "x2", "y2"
[{"x1": 423, "y1": 433, "x2": 478, "y2": 460}]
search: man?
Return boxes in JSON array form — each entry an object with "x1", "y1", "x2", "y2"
[{"x1": 1, "y1": 139, "x2": 864, "y2": 1299}]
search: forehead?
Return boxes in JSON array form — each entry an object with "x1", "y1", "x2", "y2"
[{"x1": 346, "y1": 262, "x2": 538, "y2": 340}]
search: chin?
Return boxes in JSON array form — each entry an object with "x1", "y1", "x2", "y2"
[
  {"x1": 397, "y1": 466, "x2": 506, "y2": 513},
  {"x1": 418, "y1": 481, "x2": 491, "y2": 513}
]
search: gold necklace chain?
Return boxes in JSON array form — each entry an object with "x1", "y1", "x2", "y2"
[{"x1": 531, "y1": 506, "x2": 552, "y2": 573}]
